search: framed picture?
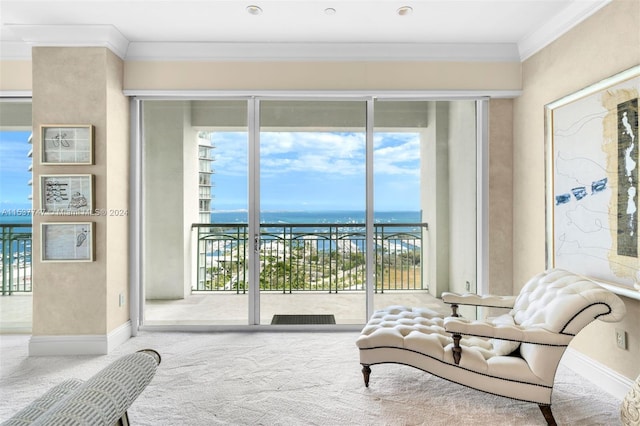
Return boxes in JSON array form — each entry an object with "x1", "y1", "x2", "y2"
[
  {"x1": 41, "y1": 124, "x2": 93, "y2": 165},
  {"x1": 545, "y1": 65, "x2": 640, "y2": 295},
  {"x1": 41, "y1": 222, "x2": 94, "y2": 262},
  {"x1": 40, "y1": 174, "x2": 94, "y2": 214}
]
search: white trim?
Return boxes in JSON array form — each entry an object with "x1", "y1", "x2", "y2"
[
  {"x1": 0, "y1": 41, "x2": 33, "y2": 60},
  {"x1": 140, "y1": 324, "x2": 364, "y2": 332},
  {"x1": 0, "y1": 91, "x2": 32, "y2": 98},
  {"x1": 561, "y1": 347, "x2": 634, "y2": 400},
  {"x1": 4, "y1": 24, "x2": 130, "y2": 59},
  {"x1": 597, "y1": 281, "x2": 640, "y2": 301},
  {"x1": 129, "y1": 98, "x2": 142, "y2": 336},
  {"x1": 518, "y1": 0, "x2": 611, "y2": 61},
  {"x1": 365, "y1": 98, "x2": 375, "y2": 321},
  {"x1": 125, "y1": 90, "x2": 523, "y2": 99},
  {"x1": 477, "y1": 99, "x2": 490, "y2": 296},
  {"x1": 248, "y1": 99, "x2": 260, "y2": 325},
  {"x1": 28, "y1": 321, "x2": 132, "y2": 356},
  {"x1": 125, "y1": 42, "x2": 520, "y2": 62}
]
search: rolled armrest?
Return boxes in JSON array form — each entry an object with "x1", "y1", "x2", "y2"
[
  {"x1": 441, "y1": 292, "x2": 516, "y2": 309},
  {"x1": 443, "y1": 317, "x2": 573, "y2": 346}
]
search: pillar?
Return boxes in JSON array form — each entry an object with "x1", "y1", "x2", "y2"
[{"x1": 30, "y1": 47, "x2": 130, "y2": 355}]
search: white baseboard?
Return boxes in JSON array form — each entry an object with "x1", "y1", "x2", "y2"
[
  {"x1": 28, "y1": 321, "x2": 132, "y2": 356},
  {"x1": 561, "y1": 347, "x2": 634, "y2": 400}
]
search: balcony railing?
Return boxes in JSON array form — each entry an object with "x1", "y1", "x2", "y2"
[
  {"x1": 193, "y1": 222, "x2": 428, "y2": 293},
  {"x1": 1, "y1": 224, "x2": 32, "y2": 295}
]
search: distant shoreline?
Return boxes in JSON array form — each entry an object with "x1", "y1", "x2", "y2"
[{"x1": 2, "y1": 210, "x2": 421, "y2": 225}]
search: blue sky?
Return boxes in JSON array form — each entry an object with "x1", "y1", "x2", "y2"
[
  {"x1": 0, "y1": 130, "x2": 420, "y2": 213},
  {"x1": 0, "y1": 131, "x2": 32, "y2": 211},
  {"x1": 210, "y1": 131, "x2": 420, "y2": 212}
]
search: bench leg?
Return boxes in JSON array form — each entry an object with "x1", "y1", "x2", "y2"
[
  {"x1": 115, "y1": 411, "x2": 130, "y2": 426},
  {"x1": 539, "y1": 405, "x2": 557, "y2": 426},
  {"x1": 361, "y1": 364, "x2": 371, "y2": 387}
]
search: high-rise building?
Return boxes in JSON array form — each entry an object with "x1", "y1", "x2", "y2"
[
  {"x1": 197, "y1": 133, "x2": 215, "y2": 223},
  {"x1": 27, "y1": 133, "x2": 33, "y2": 202}
]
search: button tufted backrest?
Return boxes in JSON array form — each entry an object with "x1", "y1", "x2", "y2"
[{"x1": 511, "y1": 269, "x2": 626, "y2": 335}]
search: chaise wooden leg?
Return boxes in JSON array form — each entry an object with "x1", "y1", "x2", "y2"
[
  {"x1": 450, "y1": 304, "x2": 460, "y2": 317},
  {"x1": 539, "y1": 405, "x2": 557, "y2": 426},
  {"x1": 452, "y1": 334, "x2": 462, "y2": 364},
  {"x1": 361, "y1": 364, "x2": 371, "y2": 387}
]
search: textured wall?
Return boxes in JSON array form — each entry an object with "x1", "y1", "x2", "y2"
[
  {"x1": 488, "y1": 99, "x2": 514, "y2": 296},
  {"x1": 513, "y1": 0, "x2": 640, "y2": 380},
  {"x1": 31, "y1": 47, "x2": 129, "y2": 337}
]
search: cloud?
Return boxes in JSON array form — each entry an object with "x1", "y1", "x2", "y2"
[
  {"x1": 209, "y1": 131, "x2": 420, "y2": 178},
  {"x1": 0, "y1": 133, "x2": 32, "y2": 174},
  {"x1": 374, "y1": 133, "x2": 420, "y2": 176}
]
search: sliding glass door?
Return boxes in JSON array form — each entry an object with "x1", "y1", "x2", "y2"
[
  {"x1": 257, "y1": 100, "x2": 367, "y2": 325},
  {"x1": 138, "y1": 97, "x2": 482, "y2": 327},
  {"x1": 142, "y1": 100, "x2": 250, "y2": 325}
]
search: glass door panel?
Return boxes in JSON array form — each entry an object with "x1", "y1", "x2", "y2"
[
  {"x1": 258, "y1": 100, "x2": 367, "y2": 325},
  {"x1": 372, "y1": 100, "x2": 477, "y2": 317},
  {"x1": 142, "y1": 100, "x2": 249, "y2": 325},
  {"x1": 0, "y1": 100, "x2": 33, "y2": 333}
]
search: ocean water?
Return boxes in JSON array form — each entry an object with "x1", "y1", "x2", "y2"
[
  {"x1": 211, "y1": 210, "x2": 420, "y2": 225},
  {"x1": 0, "y1": 215, "x2": 32, "y2": 225},
  {"x1": 1, "y1": 210, "x2": 420, "y2": 225},
  {"x1": 0, "y1": 210, "x2": 421, "y2": 228}
]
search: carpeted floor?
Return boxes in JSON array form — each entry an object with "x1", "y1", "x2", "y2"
[{"x1": 0, "y1": 332, "x2": 623, "y2": 425}]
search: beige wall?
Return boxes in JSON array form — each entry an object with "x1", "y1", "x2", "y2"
[
  {"x1": 2, "y1": 60, "x2": 522, "y2": 93},
  {"x1": 488, "y1": 98, "x2": 514, "y2": 296},
  {"x1": 124, "y1": 61, "x2": 521, "y2": 91},
  {"x1": 513, "y1": 0, "x2": 640, "y2": 380},
  {"x1": 31, "y1": 47, "x2": 129, "y2": 338},
  {"x1": 0, "y1": 60, "x2": 31, "y2": 91}
]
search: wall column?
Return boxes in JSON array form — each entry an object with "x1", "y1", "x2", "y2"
[
  {"x1": 30, "y1": 47, "x2": 130, "y2": 355},
  {"x1": 423, "y1": 101, "x2": 450, "y2": 297},
  {"x1": 142, "y1": 101, "x2": 198, "y2": 299}
]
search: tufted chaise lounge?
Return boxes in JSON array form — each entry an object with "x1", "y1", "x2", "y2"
[{"x1": 356, "y1": 268, "x2": 627, "y2": 425}]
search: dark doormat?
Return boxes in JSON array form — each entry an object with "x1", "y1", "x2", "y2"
[{"x1": 271, "y1": 314, "x2": 336, "y2": 325}]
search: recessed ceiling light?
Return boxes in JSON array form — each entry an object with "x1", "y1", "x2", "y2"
[
  {"x1": 324, "y1": 8, "x2": 336, "y2": 15},
  {"x1": 246, "y1": 5, "x2": 262, "y2": 15},
  {"x1": 397, "y1": 6, "x2": 413, "y2": 16}
]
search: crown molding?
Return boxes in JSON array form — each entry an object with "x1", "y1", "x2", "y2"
[
  {"x1": 0, "y1": 41, "x2": 32, "y2": 60},
  {"x1": 4, "y1": 24, "x2": 130, "y2": 59},
  {"x1": 518, "y1": 0, "x2": 611, "y2": 61},
  {"x1": 0, "y1": 38, "x2": 520, "y2": 62},
  {"x1": 0, "y1": 0, "x2": 611, "y2": 64}
]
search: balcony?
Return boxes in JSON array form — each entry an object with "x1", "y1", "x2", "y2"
[
  {"x1": 0, "y1": 224, "x2": 32, "y2": 333},
  {"x1": 1, "y1": 224, "x2": 32, "y2": 296},
  {"x1": 194, "y1": 222, "x2": 427, "y2": 294},
  {"x1": 0, "y1": 222, "x2": 441, "y2": 329}
]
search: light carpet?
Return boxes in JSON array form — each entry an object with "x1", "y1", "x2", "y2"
[{"x1": 0, "y1": 331, "x2": 623, "y2": 425}]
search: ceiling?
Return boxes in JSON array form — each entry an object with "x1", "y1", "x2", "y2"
[{"x1": 0, "y1": 0, "x2": 611, "y2": 61}]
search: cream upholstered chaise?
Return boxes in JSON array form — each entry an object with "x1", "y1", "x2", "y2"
[{"x1": 356, "y1": 269, "x2": 626, "y2": 425}]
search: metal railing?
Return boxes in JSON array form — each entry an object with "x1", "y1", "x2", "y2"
[
  {"x1": 1, "y1": 224, "x2": 32, "y2": 295},
  {"x1": 193, "y1": 222, "x2": 428, "y2": 293}
]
